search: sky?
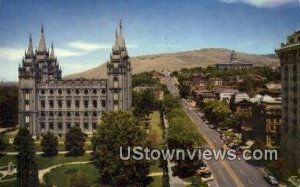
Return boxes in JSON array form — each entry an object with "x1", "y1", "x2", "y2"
[{"x1": 0, "y1": 0, "x2": 300, "y2": 81}]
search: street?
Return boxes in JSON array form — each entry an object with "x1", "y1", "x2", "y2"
[{"x1": 164, "y1": 75, "x2": 271, "y2": 187}]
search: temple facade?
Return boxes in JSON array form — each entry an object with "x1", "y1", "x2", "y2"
[{"x1": 18, "y1": 21, "x2": 132, "y2": 136}]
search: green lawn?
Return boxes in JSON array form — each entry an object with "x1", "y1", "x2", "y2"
[
  {"x1": 0, "y1": 180, "x2": 17, "y2": 187},
  {"x1": 148, "y1": 175, "x2": 162, "y2": 187},
  {"x1": 150, "y1": 160, "x2": 163, "y2": 173},
  {"x1": 0, "y1": 153, "x2": 92, "y2": 170},
  {"x1": 37, "y1": 153, "x2": 92, "y2": 169},
  {"x1": 0, "y1": 155, "x2": 15, "y2": 167},
  {"x1": 43, "y1": 163, "x2": 99, "y2": 187},
  {"x1": 148, "y1": 111, "x2": 163, "y2": 146}
]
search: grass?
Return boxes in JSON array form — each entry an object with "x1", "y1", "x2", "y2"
[
  {"x1": 37, "y1": 153, "x2": 92, "y2": 169},
  {"x1": 148, "y1": 111, "x2": 163, "y2": 146},
  {"x1": 0, "y1": 155, "x2": 15, "y2": 167},
  {"x1": 0, "y1": 153, "x2": 92, "y2": 170},
  {"x1": 147, "y1": 175, "x2": 162, "y2": 187},
  {"x1": 0, "y1": 180, "x2": 17, "y2": 187},
  {"x1": 43, "y1": 163, "x2": 99, "y2": 187},
  {"x1": 149, "y1": 160, "x2": 163, "y2": 173}
]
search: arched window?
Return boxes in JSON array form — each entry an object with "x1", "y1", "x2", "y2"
[{"x1": 113, "y1": 77, "x2": 118, "y2": 88}]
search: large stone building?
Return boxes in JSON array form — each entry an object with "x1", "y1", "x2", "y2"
[
  {"x1": 276, "y1": 30, "x2": 300, "y2": 172},
  {"x1": 215, "y1": 50, "x2": 253, "y2": 70},
  {"x1": 18, "y1": 21, "x2": 132, "y2": 136}
]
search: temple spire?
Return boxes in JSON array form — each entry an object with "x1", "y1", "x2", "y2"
[
  {"x1": 119, "y1": 18, "x2": 123, "y2": 37},
  {"x1": 50, "y1": 42, "x2": 55, "y2": 59},
  {"x1": 27, "y1": 34, "x2": 34, "y2": 56},
  {"x1": 37, "y1": 24, "x2": 46, "y2": 52}
]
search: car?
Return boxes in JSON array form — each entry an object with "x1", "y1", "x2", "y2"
[
  {"x1": 209, "y1": 125, "x2": 216, "y2": 129},
  {"x1": 264, "y1": 175, "x2": 279, "y2": 186},
  {"x1": 216, "y1": 128, "x2": 221, "y2": 132}
]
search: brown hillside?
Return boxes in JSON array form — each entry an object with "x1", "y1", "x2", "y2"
[{"x1": 64, "y1": 48, "x2": 279, "y2": 79}]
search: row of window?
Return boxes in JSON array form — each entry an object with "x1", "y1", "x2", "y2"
[
  {"x1": 40, "y1": 89, "x2": 106, "y2": 95},
  {"x1": 40, "y1": 122, "x2": 97, "y2": 130},
  {"x1": 41, "y1": 100, "x2": 106, "y2": 109},
  {"x1": 40, "y1": 111, "x2": 99, "y2": 117}
]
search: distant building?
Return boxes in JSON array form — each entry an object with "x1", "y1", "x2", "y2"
[
  {"x1": 231, "y1": 93, "x2": 252, "y2": 131},
  {"x1": 154, "y1": 90, "x2": 164, "y2": 101},
  {"x1": 276, "y1": 30, "x2": 300, "y2": 171},
  {"x1": 215, "y1": 88, "x2": 239, "y2": 103},
  {"x1": 215, "y1": 50, "x2": 253, "y2": 70},
  {"x1": 193, "y1": 90, "x2": 216, "y2": 107},
  {"x1": 252, "y1": 95, "x2": 281, "y2": 148},
  {"x1": 18, "y1": 21, "x2": 132, "y2": 136}
]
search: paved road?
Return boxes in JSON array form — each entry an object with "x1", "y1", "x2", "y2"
[{"x1": 164, "y1": 75, "x2": 271, "y2": 187}]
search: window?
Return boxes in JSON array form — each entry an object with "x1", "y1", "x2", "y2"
[
  {"x1": 101, "y1": 89, "x2": 106, "y2": 94},
  {"x1": 92, "y1": 123, "x2": 97, "y2": 129},
  {"x1": 67, "y1": 112, "x2": 71, "y2": 117},
  {"x1": 75, "y1": 123, "x2": 80, "y2": 128},
  {"x1": 25, "y1": 104, "x2": 30, "y2": 111},
  {"x1": 84, "y1": 123, "x2": 89, "y2": 130},
  {"x1": 41, "y1": 101, "x2": 45, "y2": 108},
  {"x1": 113, "y1": 77, "x2": 118, "y2": 88},
  {"x1": 40, "y1": 123, "x2": 45, "y2": 129},
  {"x1": 93, "y1": 100, "x2": 97, "y2": 108},
  {"x1": 84, "y1": 100, "x2": 89, "y2": 108},
  {"x1": 49, "y1": 89, "x2": 54, "y2": 95},
  {"x1": 75, "y1": 100, "x2": 80, "y2": 108},
  {"x1": 58, "y1": 90, "x2": 62, "y2": 94},
  {"x1": 84, "y1": 89, "x2": 89, "y2": 95},
  {"x1": 93, "y1": 112, "x2": 97, "y2": 117},
  {"x1": 67, "y1": 89, "x2": 71, "y2": 94},
  {"x1": 41, "y1": 90, "x2": 45, "y2": 95},
  {"x1": 67, "y1": 101, "x2": 71, "y2": 108},
  {"x1": 75, "y1": 89, "x2": 80, "y2": 94},
  {"x1": 25, "y1": 93, "x2": 30, "y2": 100},
  {"x1": 66, "y1": 123, "x2": 71, "y2": 129},
  {"x1": 93, "y1": 89, "x2": 97, "y2": 94},
  {"x1": 49, "y1": 123, "x2": 54, "y2": 130},
  {"x1": 58, "y1": 123, "x2": 62, "y2": 130},
  {"x1": 49, "y1": 112, "x2": 54, "y2": 117},
  {"x1": 75, "y1": 112, "x2": 80, "y2": 117},
  {"x1": 25, "y1": 115, "x2": 30, "y2": 123},
  {"x1": 49, "y1": 100, "x2": 54, "y2": 108},
  {"x1": 101, "y1": 100, "x2": 106, "y2": 108},
  {"x1": 41, "y1": 112, "x2": 45, "y2": 117},
  {"x1": 84, "y1": 112, "x2": 88, "y2": 117},
  {"x1": 58, "y1": 100, "x2": 62, "y2": 108},
  {"x1": 58, "y1": 112, "x2": 62, "y2": 117}
]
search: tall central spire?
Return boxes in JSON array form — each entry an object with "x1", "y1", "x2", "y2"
[
  {"x1": 27, "y1": 34, "x2": 34, "y2": 56},
  {"x1": 37, "y1": 24, "x2": 46, "y2": 52},
  {"x1": 50, "y1": 42, "x2": 55, "y2": 59}
]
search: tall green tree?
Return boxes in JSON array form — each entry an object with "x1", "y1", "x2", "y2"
[
  {"x1": 0, "y1": 86, "x2": 18, "y2": 127},
  {"x1": 13, "y1": 127, "x2": 39, "y2": 187},
  {"x1": 133, "y1": 89, "x2": 157, "y2": 119},
  {"x1": 92, "y1": 111, "x2": 150, "y2": 186},
  {"x1": 65, "y1": 126, "x2": 86, "y2": 156},
  {"x1": 69, "y1": 171, "x2": 90, "y2": 187},
  {"x1": 41, "y1": 132, "x2": 58, "y2": 157}
]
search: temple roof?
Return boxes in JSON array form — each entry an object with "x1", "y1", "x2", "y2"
[{"x1": 37, "y1": 24, "x2": 46, "y2": 52}]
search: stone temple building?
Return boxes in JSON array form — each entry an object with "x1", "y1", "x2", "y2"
[
  {"x1": 276, "y1": 30, "x2": 300, "y2": 172},
  {"x1": 18, "y1": 21, "x2": 132, "y2": 136},
  {"x1": 215, "y1": 50, "x2": 253, "y2": 70}
]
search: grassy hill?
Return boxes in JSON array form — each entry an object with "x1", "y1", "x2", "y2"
[{"x1": 64, "y1": 48, "x2": 279, "y2": 79}]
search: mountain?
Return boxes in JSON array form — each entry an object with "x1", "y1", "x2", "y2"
[{"x1": 64, "y1": 48, "x2": 279, "y2": 79}]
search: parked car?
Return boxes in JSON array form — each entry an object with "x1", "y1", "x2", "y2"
[
  {"x1": 209, "y1": 125, "x2": 216, "y2": 129},
  {"x1": 264, "y1": 175, "x2": 279, "y2": 186}
]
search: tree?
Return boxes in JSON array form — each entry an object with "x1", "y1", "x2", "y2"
[
  {"x1": 159, "y1": 94, "x2": 180, "y2": 114},
  {"x1": 65, "y1": 126, "x2": 86, "y2": 156},
  {"x1": 0, "y1": 136, "x2": 6, "y2": 154},
  {"x1": 133, "y1": 89, "x2": 157, "y2": 119},
  {"x1": 178, "y1": 83, "x2": 191, "y2": 98},
  {"x1": 69, "y1": 171, "x2": 90, "y2": 187},
  {"x1": 92, "y1": 111, "x2": 150, "y2": 186},
  {"x1": 0, "y1": 86, "x2": 18, "y2": 127},
  {"x1": 41, "y1": 132, "x2": 58, "y2": 157},
  {"x1": 13, "y1": 127, "x2": 39, "y2": 187}
]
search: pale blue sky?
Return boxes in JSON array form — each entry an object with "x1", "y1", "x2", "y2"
[{"x1": 0, "y1": 0, "x2": 299, "y2": 81}]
